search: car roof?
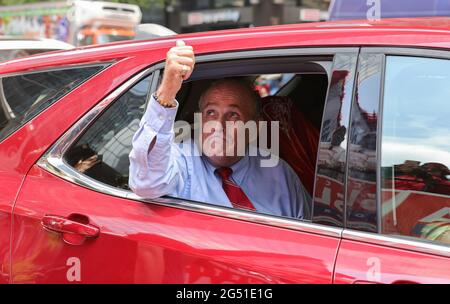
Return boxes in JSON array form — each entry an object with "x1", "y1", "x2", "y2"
[{"x1": 1, "y1": 17, "x2": 450, "y2": 75}]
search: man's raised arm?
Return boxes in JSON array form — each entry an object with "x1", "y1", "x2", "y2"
[{"x1": 129, "y1": 40, "x2": 195, "y2": 198}]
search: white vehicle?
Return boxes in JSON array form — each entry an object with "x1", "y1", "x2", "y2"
[
  {"x1": 0, "y1": 37, "x2": 74, "y2": 62},
  {"x1": 134, "y1": 23, "x2": 177, "y2": 40},
  {"x1": 0, "y1": 0, "x2": 142, "y2": 46}
]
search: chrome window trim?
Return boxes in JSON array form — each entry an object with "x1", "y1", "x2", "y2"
[
  {"x1": 36, "y1": 68, "x2": 154, "y2": 160},
  {"x1": 42, "y1": 155, "x2": 344, "y2": 238},
  {"x1": 342, "y1": 50, "x2": 361, "y2": 229},
  {"x1": 39, "y1": 154, "x2": 343, "y2": 239},
  {"x1": 343, "y1": 229, "x2": 450, "y2": 258},
  {"x1": 375, "y1": 52, "x2": 386, "y2": 234},
  {"x1": 37, "y1": 47, "x2": 361, "y2": 239},
  {"x1": 193, "y1": 47, "x2": 359, "y2": 63},
  {"x1": 360, "y1": 47, "x2": 450, "y2": 59}
]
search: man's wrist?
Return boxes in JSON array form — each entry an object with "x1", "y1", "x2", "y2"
[{"x1": 154, "y1": 92, "x2": 176, "y2": 108}]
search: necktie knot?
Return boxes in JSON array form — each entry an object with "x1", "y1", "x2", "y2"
[
  {"x1": 216, "y1": 167, "x2": 233, "y2": 180},
  {"x1": 215, "y1": 167, "x2": 256, "y2": 211}
]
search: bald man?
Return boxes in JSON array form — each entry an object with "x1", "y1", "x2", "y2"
[{"x1": 129, "y1": 41, "x2": 310, "y2": 219}]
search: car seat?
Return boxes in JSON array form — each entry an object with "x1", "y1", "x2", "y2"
[{"x1": 261, "y1": 95, "x2": 319, "y2": 196}]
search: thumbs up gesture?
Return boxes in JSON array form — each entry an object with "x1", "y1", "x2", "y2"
[{"x1": 156, "y1": 40, "x2": 195, "y2": 106}]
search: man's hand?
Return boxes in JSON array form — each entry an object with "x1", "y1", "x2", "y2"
[
  {"x1": 156, "y1": 40, "x2": 195, "y2": 106},
  {"x1": 74, "y1": 155, "x2": 101, "y2": 173}
]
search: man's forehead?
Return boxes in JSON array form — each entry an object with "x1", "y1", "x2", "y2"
[
  {"x1": 206, "y1": 83, "x2": 249, "y2": 97},
  {"x1": 203, "y1": 100, "x2": 244, "y2": 109}
]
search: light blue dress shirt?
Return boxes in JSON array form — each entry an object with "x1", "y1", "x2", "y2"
[{"x1": 129, "y1": 95, "x2": 310, "y2": 219}]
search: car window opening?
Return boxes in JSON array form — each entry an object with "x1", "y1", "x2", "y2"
[{"x1": 64, "y1": 57, "x2": 331, "y2": 222}]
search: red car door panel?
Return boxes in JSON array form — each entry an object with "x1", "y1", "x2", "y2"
[
  {"x1": 11, "y1": 165, "x2": 340, "y2": 283},
  {"x1": 335, "y1": 50, "x2": 450, "y2": 285},
  {"x1": 0, "y1": 172, "x2": 19, "y2": 284},
  {"x1": 0, "y1": 145, "x2": 29, "y2": 283},
  {"x1": 334, "y1": 238, "x2": 450, "y2": 284},
  {"x1": 0, "y1": 59, "x2": 143, "y2": 284}
]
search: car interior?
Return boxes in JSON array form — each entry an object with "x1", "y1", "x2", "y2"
[
  {"x1": 64, "y1": 56, "x2": 332, "y2": 221},
  {"x1": 173, "y1": 57, "x2": 331, "y2": 199}
]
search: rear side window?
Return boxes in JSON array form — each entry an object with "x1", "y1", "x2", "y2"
[
  {"x1": 64, "y1": 74, "x2": 152, "y2": 190},
  {"x1": 380, "y1": 56, "x2": 450, "y2": 246},
  {"x1": 0, "y1": 65, "x2": 106, "y2": 142}
]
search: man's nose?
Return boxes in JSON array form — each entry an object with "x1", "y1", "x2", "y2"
[{"x1": 217, "y1": 115, "x2": 227, "y2": 132}]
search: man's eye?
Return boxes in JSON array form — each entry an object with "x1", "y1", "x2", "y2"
[
  {"x1": 206, "y1": 110, "x2": 215, "y2": 116},
  {"x1": 229, "y1": 112, "x2": 239, "y2": 118}
]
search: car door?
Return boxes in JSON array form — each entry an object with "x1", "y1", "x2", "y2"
[
  {"x1": 0, "y1": 64, "x2": 108, "y2": 284},
  {"x1": 334, "y1": 48, "x2": 450, "y2": 284},
  {"x1": 10, "y1": 47, "x2": 358, "y2": 283},
  {"x1": 0, "y1": 141, "x2": 17, "y2": 284}
]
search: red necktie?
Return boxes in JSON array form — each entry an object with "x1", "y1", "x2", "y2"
[{"x1": 216, "y1": 167, "x2": 256, "y2": 211}]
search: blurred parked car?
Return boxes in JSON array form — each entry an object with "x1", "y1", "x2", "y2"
[
  {"x1": 0, "y1": 17, "x2": 449, "y2": 284},
  {"x1": 0, "y1": 37, "x2": 74, "y2": 62}
]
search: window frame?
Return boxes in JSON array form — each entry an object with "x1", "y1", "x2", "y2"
[
  {"x1": 0, "y1": 62, "x2": 111, "y2": 143},
  {"x1": 38, "y1": 47, "x2": 361, "y2": 239},
  {"x1": 341, "y1": 47, "x2": 450, "y2": 258},
  {"x1": 344, "y1": 52, "x2": 383, "y2": 233},
  {"x1": 312, "y1": 51, "x2": 360, "y2": 229}
]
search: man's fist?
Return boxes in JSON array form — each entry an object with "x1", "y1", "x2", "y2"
[{"x1": 156, "y1": 40, "x2": 195, "y2": 106}]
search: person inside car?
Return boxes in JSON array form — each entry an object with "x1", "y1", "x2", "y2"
[{"x1": 129, "y1": 40, "x2": 310, "y2": 219}]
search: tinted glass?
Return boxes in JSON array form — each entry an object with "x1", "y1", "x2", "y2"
[
  {"x1": 346, "y1": 53, "x2": 382, "y2": 233},
  {"x1": 381, "y1": 56, "x2": 450, "y2": 246},
  {"x1": 65, "y1": 74, "x2": 152, "y2": 190},
  {"x1": 313, "y1": 53, "x2": 358, "y2": 227},
  {"x1": 0, "y1": 65, "x2": 105, "y2": 142}
]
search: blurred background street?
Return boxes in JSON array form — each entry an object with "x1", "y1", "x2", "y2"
[{"x1": 0, "y1": 0, "x2": 331, "y2": 48}]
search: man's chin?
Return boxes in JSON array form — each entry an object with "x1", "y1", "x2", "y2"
[{"x1": 206, "y1": 155, "x2": 242, "y2": 168}]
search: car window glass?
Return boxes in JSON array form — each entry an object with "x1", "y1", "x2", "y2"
[
  {"x1": 0, "y1": 65, "x2": 105, "y2": 142},
  {"x1": 313, "y1": 53, "x2": 358, "y2": 227},
  {"x1": 64, "y1": 74, "x2": 152, "y2": 190},
  {"x1": 381, "y1": 56, "x2": 450, "y2": 246},
  {"x1": 345, "y1": 53, "x2": 382, "y2": 233}
]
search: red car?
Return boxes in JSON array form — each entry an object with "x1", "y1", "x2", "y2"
[{"x1": 0, "y1": 17, "x2": 449, "y2": 284}]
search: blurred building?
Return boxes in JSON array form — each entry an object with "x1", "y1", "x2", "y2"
[{"x1": 161, "y1": 0, "x2": 330, "y2": 33}]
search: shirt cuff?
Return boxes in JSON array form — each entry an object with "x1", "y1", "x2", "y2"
[{"x1": 141, "y1": 94, "x2": 179, "y2": 133}]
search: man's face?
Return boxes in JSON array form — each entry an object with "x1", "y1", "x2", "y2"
[{"x1": 199, "y1": 82, "x2": 257, "y2": 168}]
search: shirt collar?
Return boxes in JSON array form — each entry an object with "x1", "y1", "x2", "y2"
[
  {"x1": 229, "y1": 154, "x2": 249, "y2": 184},
  {"x1": 201, "y1": 153, "x2": 250, "y2": 185}
]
